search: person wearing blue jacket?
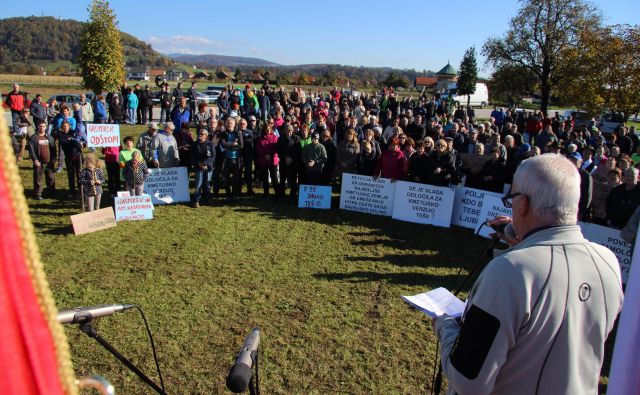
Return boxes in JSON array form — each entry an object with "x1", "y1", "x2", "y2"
[
  {"x1": 53, "y1": 105, "x2": 77, "y2": 172},
  {"x1": 127, "y1": 88, "x2": 138, "y2": 124},
  {"x1": 93, "y1": 95, "x2": 107, "y2": 123},
  {"x1": 170, "y1": 96, "x2": 190, "y2": 128}
]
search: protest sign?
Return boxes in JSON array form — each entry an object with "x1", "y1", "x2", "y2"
[
  {"x1": 144, "y1": 167, "x2": 190, "y2": 204},
  {"x1": 451, "y1": 187, "x2": 502, "y2": 229},
  {"x1": 392, "y1": 181, "x2": 455, "y2": 227},
  {"x1": 70, "y1": 207, "x2": 116, "y2": 235},
  {"x1": 475, "y1": 194, "x2": 512, "y2": 238},
  {"x1": 87, "y1": 124, "x2": 120, "y2": 148},
  {"x1": 579, "y1": 222, "x2": 632, "y2": 284},
  {"x1": 339, "y1": 173, "x2": 396, "y2": 216},
  {"x1": 114, "y1": 195, "x2": 154, "y2": 221},
  {"x1": 298, "y1": 185, "x2": 332, "y2": 209}
]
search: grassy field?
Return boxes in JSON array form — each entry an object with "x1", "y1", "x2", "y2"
[{"x1": 16, "y1": 124, "x2": 492, "y2": 394}]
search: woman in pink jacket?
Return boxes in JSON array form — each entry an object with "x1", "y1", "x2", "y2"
[
  {"x1": 373, "y1": 137, "x2": 407, "y2": 181},
  {"x1": 255, "y1": 123, "x2": 280, "y2": 196}
]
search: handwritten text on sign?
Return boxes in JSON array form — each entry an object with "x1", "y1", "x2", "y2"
[
  {"x1": 144, "y1": 167, "x2": 190, "y2": 205},
  {"x1": 298, "y1": 185, "x2": 332, "y2": 209},
  {"x1": 339, "y1": 173, "x2": 396, "y2": 216},
  {"x1": 451, "y1": 187, "x2": 502, "y2": 229},
  {"x1": 392, "y1": 181, "x2": 455, "y2": 227},
  {"x1": 475, "y1": 194, "x2": 512, "y2": 238},
  {"x1": 87, "y1": 124, "x2": 120, "y2": 147},
  {"x1": 579, "y1": 222, "x2": 633, "y2": 284},
  {"x1": 70, "y1": 207, "x2": 117, "y2": 235},
  {"x1": 114, "y1": 195, "x2": 154, "y2": 221}
]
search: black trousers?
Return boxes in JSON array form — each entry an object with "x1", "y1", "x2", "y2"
[
  {"x1": 65, "y1": 157, "x2": 81, "y2": 193},
  {"x1": 259, "y1": 165, "x2": 279, "y2": 196},
  {"x1": 105, "y1": 161, "x2": 120, "y2": 194},
  {"x1": 223, "y1": 158, "x2": 241, "y2": 197},
  {"x1": 279, "y1": 163, "x2": 298, "y2": 197}
]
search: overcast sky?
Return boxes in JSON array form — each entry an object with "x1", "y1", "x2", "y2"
[{"x1": 2, "y1": 0, "x2": 638, "y2": 74}]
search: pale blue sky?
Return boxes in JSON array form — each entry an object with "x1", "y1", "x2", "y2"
[{"x1": 2, "y1": 0, "x2": 638, "y2": 74}]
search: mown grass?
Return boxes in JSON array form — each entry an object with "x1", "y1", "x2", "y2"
[{"x1": 15, "y1": 124, "x2": 493, "y2": 394}]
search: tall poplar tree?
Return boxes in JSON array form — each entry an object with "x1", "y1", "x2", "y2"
[
  {"x1": 457, "y1": 46, "x2": 478, "y2": 107},
  {"x1": 78, "y1": 0, "x2": 125, "y2": 93}
]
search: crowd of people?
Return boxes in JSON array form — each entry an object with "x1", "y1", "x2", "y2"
[{"x1": 5, "y1": 81, "x2": 640, "y2": 239}]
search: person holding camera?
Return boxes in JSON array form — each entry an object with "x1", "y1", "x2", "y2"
[{"x1": 433, "y1": 154, "x2": 623, "y2": 395}]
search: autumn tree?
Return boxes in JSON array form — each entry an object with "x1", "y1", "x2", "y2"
[
  {"x1": 556, "y1": 24, "x2": 640, "y2": 118},
  {"x1": 457, "y1": 46, "x2": 478, "y2": 107},
  {"x1": 482, "y1": 0, "x2": 601, "y2": 115},
  {"x1": 78, "y1": 0, "x2": 125, "y2": 93},
  {"x1": 489, "y1": 64, "x2": 538, "y2": 106}
]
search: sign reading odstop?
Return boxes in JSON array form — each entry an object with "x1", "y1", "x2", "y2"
[{"x1": 87, "y1": 124, "x2": 120, "y2": 147}]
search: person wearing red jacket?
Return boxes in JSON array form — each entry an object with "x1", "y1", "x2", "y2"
[
  {"x1": 373, "y1": 137, "x2": 407, "y2": 181},
  {"x1": 5, "y1": 83, "x2": 25, "y2": 131},
  {"x1": 255, "y1": 123, "x2": 280, "y2": 196}
]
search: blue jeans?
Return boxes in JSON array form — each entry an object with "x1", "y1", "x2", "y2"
[
  {"x1": 193, "y1": 167, "x2": 211, "y2": 203},
  {"x1": 128, "y1": 108, "x2": 137, "y2": 124}
]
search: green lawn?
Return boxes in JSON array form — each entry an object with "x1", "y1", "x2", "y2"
[{"x1": 19, "y1": 124, "x2": 491, "y2": 394}]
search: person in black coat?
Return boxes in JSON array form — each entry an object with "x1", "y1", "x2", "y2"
[
  {"x1": 276, "y1": 124, "x2": 302, "y2": 198},
  {"x1": 406, "y1": 141, "x2": 430, "y2": 183},
  {"x1": 355, "y1": 140, "x2": 378, "y2": 176},
  {"x1": 190, "y1": 128, "x2": 215, "y2": 207},
  {"x1": 474, "y1": 147, "x2": 507, "y2": 193},
  {"x1": 605, "y1": 167, "x2": 640, "y2": 228},
  {"x1": 427, "y1": 139, "x2": 456, "y2": 186},
  {"x1": 321, "y1": 130, "x2": 337, "y2": 186}
]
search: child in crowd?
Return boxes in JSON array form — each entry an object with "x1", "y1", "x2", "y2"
[
  {"x1": 78, "y1": 154, "x2": 105, "y2": 211},
  {"x1": 123, "y1": 151, "x2": 149, "y2": 196}
]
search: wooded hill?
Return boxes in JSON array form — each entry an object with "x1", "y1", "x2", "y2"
[{"x1": 0, "y1": 16, "x2": 173, "y2": 73}]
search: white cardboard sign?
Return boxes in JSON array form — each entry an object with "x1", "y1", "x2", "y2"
[
  {"x1": 144, "y1": 167, "x2": 190, "y2": 205},
  {"x1": 579, "y1": 222, "x2": 633, "y2": 284},
  {"x1": 87, "y1": 124, "x2": 120, "y2": 147},
  {"x1": 451, "y1": 187, "x2": 502, "y2": 229},
  {"x1": 339, "y1": 173, "x2": 396, "y2": 216},
  {"x1": 391, "y1": 181, "x2": 455, "y2": 228}
]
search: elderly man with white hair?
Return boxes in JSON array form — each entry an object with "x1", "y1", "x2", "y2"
[{"x1": 434, "y1": 154, "x2": 623, "y2": 395}]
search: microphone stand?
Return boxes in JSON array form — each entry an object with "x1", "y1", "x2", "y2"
[{"x1": 78, "y1": 321, "x2": 167, "y2": 395}]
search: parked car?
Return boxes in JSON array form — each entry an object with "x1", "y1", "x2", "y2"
[
  {"x1": 441, "y1": 82, "x2": 489, "y2": 108},
  {"x1": 48, "y1": 94, "x2": 82, "y2": 106},
  {"x1": 598, "y1": 112, "x2": 626, "y2": 133},
  {"x1": 201, "y1": 89, "x2": 221, "y2": 103},
  {"x1": 561, "y1": 109, "x2": 590, "y2": 128}
]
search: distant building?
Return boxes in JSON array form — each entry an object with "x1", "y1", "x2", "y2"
[
  {"x1": 216, "y1": 70, "x2": 231, "y2": 81},
  {"x1": 192, "y1": 71, "x2": 211, "y2": 80},
  {"x1": 414, "y1": 76, "x2": 438, "y2": 89},
  {"x1": 435, "y1": 62, "x2": 458, "y2": 93},
  {"x1": 148, "y1": 68, "x2": 165, "y2": 78},
  {"x1": 166, "y1": 69, "x2": 187, "y2": 81},
  {"x1": 128, "y1": 67, "x2": 149, "y2": 81},
  {"x1": 236, "y1": 73, "x2": 264, "y2": 84}
]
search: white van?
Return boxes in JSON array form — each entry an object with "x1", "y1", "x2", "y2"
[{"x1": 442, "y1": 82, "x2": 489, "y2": 108}]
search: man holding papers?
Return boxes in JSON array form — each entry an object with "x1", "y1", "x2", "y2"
[{"x1": 433, "y1": 154, "x2": 623, "y2": 394}]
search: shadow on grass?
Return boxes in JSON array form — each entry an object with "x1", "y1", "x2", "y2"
[{"x1": 313, "y1": 271, "x2": 462, "y2": 289}]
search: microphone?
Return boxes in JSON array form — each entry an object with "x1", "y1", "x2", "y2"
[
  {"x1": 226, "y1": 328, "x2": 260, "y2": 393},
  {"x1": 57, "y1": 304, "x2": 135, "y2": 325}
]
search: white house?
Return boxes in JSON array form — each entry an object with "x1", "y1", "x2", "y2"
[{"x1": 127, "y1": 67, "x2": 150, "y2": 81}]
